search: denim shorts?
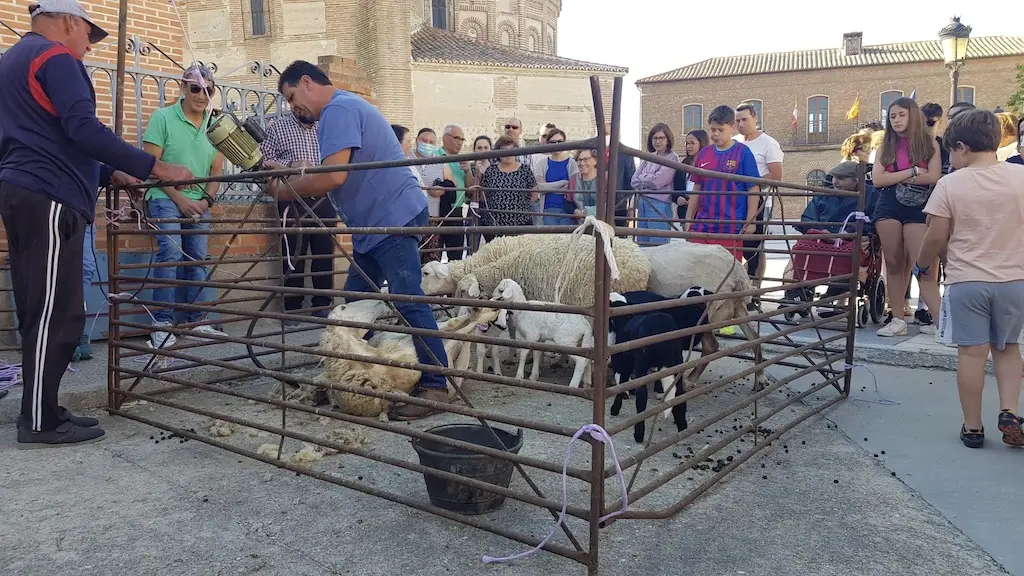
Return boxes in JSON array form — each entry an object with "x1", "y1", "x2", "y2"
[{"x1": 872, "y1": 189, "x2": 926, "y2": 225}]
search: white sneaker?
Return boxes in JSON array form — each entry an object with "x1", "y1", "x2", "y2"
[
  {"x1": 190, "y1": 324, "x2": 226, "y2": 340},
  {"x1": 876, "y1": 317, "x2": 908, "y2": 337},
  {"x1": 150, "y1": 322, "x2": 177, "y2": 348},
  {"x1": 919, "y1": 324, "x2": 937, "y2": 335}
]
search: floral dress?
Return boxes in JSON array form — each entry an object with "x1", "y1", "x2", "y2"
[{"x1": 481, "y1": 163, "x2": 536, "y2": 230}]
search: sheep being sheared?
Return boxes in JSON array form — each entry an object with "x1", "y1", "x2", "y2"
[
  {"x1": 640, "y1": 241, "x2": 770, "y2": 391},
  {"x1": 492, "y1": 279, "x2": 593, "y2": 389},
  {"x1": 318, "y1": 305, "x2": 502, "y2": 417}
]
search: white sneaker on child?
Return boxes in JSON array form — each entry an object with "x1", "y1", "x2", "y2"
[{"x1": 876, "y1": 317, "x2": 908, "y2": 337}]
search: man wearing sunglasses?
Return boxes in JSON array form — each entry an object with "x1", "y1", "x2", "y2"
[
  {"x1": 0, "y1": 0, "x2": 193, "y2": 447},
  {"x1": 140, "y1": 64, "x2": 227, "y2": 351}
]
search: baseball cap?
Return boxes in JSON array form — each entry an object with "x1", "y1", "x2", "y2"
[
  {"x1": 829, "y1": 161, "x2": 859, "y2": 179},
  {"x1": 29, "y1": 0, "x2": 109, "y2": 44}
]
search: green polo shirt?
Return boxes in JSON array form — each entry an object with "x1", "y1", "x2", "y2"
[
  {"x1": 142, "y1": 102, "x2": 218, "y2": 201},
  {"x1": 437, "y1": 148, "x2": 466, "y2": 207}
]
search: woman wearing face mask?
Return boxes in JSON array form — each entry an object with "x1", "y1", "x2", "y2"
[
  {"x1": 532, "y1": 128, "x2": 579, "y2": 226},
  {"x1": 408, "y1": 127, "x2": 451, "y2": 263},
  {"x1": 673, "y1": 129, "x2": 709, "y2": 223},
  {"x1": 568, "y1": 148, "x2": 598, "y2": 219},
  {"x1": 632, "y1": 123, "x2": 679, "y2": 245},
  {"x1": 872, "y1": 98, "x2": 942, "y2": 337}
]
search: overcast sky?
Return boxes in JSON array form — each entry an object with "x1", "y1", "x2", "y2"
[{"x1": 557, "y1": 0, "x2": 1014, "y2": 147}]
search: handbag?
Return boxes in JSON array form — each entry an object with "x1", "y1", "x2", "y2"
[{"x1": 893, "y1": 182, "x2": 932, "y2": 207}]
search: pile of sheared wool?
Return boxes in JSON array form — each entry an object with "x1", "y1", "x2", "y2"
[{"x1": 204, "y1": 419, "x2": 234, "y2": 437}]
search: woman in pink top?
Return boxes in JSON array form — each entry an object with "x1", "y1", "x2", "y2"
[
  {"x1": 871, "y1": 98, "x2": 942, "y2": 337},
  {"x1": 631, "y1": 123, "x2": 679, "y2": 246}
]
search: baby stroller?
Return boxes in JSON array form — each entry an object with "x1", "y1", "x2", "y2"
[{"x1": 783, "y1": 231, "x2": 885, "y2": 328}]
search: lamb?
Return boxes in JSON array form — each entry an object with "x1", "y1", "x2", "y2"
[
  {"x1": 491, "y1": 279, "x2": 593, "y2": 389},
  {"x1": 640, "y1": 241, "x2": 770, "y2": 391},
  {"x1": 608, "y1": 312, "x2": 688, "y2": 444},
  {"x1": 609, "y1": 287, "x2": 717, "y2": 391},
  {"x1": 607, "y1": 287, "x2": 711, "y2": 443},
  {"x1": 424, "y1": 231, "x2": 650, "y2": 308},
  {"x1": 456, "y1": 275, "x2": 511, "y2": 376},
  {"x1": 316, "y1": 302, "x2": 501, "y2": 417}
]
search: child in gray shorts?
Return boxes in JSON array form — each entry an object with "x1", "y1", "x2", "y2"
[{"x1": 917, "y1": 109, "x2": 1024, "y2": 449}]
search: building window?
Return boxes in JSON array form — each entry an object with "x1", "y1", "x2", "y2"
[
  {"x1": 526, "y1": 28, "x2": 539, "y2": 51},
  {"x1": 431, "y1": 0, "x2": 448, "y2": 30},
  {"x1": 250, "y1": 0, "x2": 267, "y2": 36},
  {"x1": 806, "y1": 169, "x2": 827, "y2": 187},
  {"x1": 741, "y1": 99, "x2": 762, "y2": 130},
  {"x1": 880, "y1": 90, "x2": 903, "y2": 126},
  {"x1": 956, "y1": 85, "x2": 975, "y2": 105},
  {"x1": 807, "y1": 95, "x2": 828, "y2": 144},
  {"x1": 683, "y1": 104, "x2": 703, "y2": 133},
  {"x1": 500, "y1": 30, "x2": 511, "y2": 45}
]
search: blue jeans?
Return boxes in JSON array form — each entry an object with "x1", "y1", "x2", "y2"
[
  {"x1": 636, "y1": 196, "x2": 673, "y2": 246},
  {"x1": 148, "y1": 199, "x2": 210, "y2": 324},
  {"x1": 82, "y1": 223, "x2": 96, "y2": 317},
  {"x1": 344, "y1": 209, "x2": 448, "y2": 390}
]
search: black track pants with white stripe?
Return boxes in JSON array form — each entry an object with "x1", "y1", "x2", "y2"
[{"x1": 0, "y1": 183, "x2": 86, "y2": 432}]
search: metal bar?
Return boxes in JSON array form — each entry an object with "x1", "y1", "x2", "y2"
[{"x1": 113, "y1": 0, "x2": 128, "y2": 136}]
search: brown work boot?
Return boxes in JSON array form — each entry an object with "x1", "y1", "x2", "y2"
[{"x1": 388, "y1": 387, "x2": 451, "y2": 421}]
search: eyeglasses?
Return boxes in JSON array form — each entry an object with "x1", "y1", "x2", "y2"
[
  {"x1": 188, "y1": 84, "x2": 214, "y2": 97},
  {"x1": 447, "y1": 134, "x2": 465, "y2": 141},
  {"x1": 548, "y1": 139, "x2": 564, "y2": 144},
  {"x1": 505, "y1": 124, "x2": 521, "y2": 130}
]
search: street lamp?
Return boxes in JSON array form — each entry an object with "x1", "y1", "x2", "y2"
[{"x1": 939, "y1": 16, "x2": 972, "y2": 107}]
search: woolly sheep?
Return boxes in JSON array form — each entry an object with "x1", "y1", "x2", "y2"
[
  {"x1": 492, "y1": 279, "x2": 593, "y2": 389},
  {"x1": 640, "y1": 242, "x2": 770, "y2": 391},
  {"x1": 421, "y1": 234, "x2": 561, "y2": 295},
  {"x1": 461, "y1": 234, "x2": 650, "y2": 308},
  {"x1": 456, "y1": 275, "x2": 512, "y2": 376}
]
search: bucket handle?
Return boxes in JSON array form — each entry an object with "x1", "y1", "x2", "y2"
[{"x1": 482, "y1": 424, "x2": 628, "y2": 564}]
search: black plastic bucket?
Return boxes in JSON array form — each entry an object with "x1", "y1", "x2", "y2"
[{"x1": 411, "y1": 424, "x2": 525, "y2": 516}]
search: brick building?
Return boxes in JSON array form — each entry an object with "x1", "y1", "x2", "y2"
[
  {"x1": 637, "y1": 31, "x2": 1024, "y2": 217},
  {"x1": 180, "y1": 0, "x2": 626, "y2": 141}
]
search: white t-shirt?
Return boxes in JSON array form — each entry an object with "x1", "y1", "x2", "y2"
[{"x1": 741, "y1": 132, "x2": 784, "y2": 178}]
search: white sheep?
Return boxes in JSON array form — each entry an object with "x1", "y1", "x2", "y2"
[
  {"x1": 423, "y1": 232, "x2": 650, "y2": 308},
  {"x1": 315, "y1": 301, "x2": 501, "y2": 417},
  {"x1": 491, "y1": 279, "x2": 593, "y2": 389},
  {"x1": 456, "y1": 275, "x2": 511, "y2": 376},
  {"x1": 421, "y1": 234, "x2": 560, "y2": 296},
  {"x1": 641, "y1": 241, "x2": 770, "y2": 391}
]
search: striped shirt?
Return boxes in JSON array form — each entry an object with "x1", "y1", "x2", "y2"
[{"x1": 690, "y1": 142, "x2": 760, "y2": 235}]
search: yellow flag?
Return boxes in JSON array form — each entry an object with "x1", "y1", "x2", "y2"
[{"x1": 846, "y1": 96, "x2": 860, "y2": 120}]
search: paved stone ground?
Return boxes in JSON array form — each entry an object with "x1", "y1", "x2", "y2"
[
  {"x1": 0, "y1": 357, "x2": 1014, "y2": 576},
  {"x1": 0, "y1": 240, "x2": 1020, "y2": 575}
]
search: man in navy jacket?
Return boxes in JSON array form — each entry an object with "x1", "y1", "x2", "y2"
[{"x1": 0, "y1": 0, "x2": 192, "y2": 448}]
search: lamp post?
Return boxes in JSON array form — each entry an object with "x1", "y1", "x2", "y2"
[{"x1": 939, "y1": 16, "x2": 972, "y2": 107}]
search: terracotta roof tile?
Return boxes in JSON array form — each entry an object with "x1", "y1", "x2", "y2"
[
  {"x1": 637, "y1": 35, "x2": 1024, "y2": 84},
  {"x1": 411, "y1": 26, "x2": 628, "y2": 74}
]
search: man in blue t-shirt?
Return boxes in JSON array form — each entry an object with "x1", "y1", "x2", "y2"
[{"x1": 270, "y1": 61, "x2": 448, "y2": 421}]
